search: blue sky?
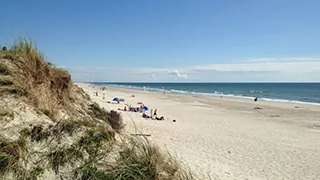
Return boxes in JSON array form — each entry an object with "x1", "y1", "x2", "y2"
[{"x1": 1, "y1": 0, "x2": 320, "y2": 82}]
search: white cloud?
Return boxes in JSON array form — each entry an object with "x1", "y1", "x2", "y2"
[
  {"x1": 65, "y1": 56, "x2": 320, "y2": 82},
  {"x1": 167, "y1": 70, "x2": 188, "y2": 79}
]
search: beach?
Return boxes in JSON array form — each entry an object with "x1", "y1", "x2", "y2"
[{"x1": 77, "y1": 83, "x2": 320, "y2": 180}]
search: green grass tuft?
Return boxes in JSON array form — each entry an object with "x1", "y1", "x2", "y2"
[
  {"x1": 0, "y1": 136, "x2": 27, "y2": 177},
  {"x1": 78, "y1": 127, "x2": 114, "y2": 157},
  {"x1": 29, "y1": 125, "x2": 51, "y2": 142},
  {"x1": 47, "y1": 145, "x2": 83, "y2": 174},
  {"x1": 72, "y1": 137, "x2": 198, "y2": 180},
  {"x1": 110, "y1": 137, "x2": 197, "y2": 180},
  {"x1": 73, "y1": 166, "x2": 111, "y2": 180},
  {"x1": 24, "y1": 166, "x2": 44, "y2": 180},
  {"x1": 53, "y1": 119, "x2": 83, "y2": 136}
]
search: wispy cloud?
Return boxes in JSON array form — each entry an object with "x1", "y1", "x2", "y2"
[
  {"x1": 183, "y1": 61, "x2": 320, "y2": 72},
  {"x1": 244, "y1": 57, "x2": 320, "y2": 63},
  {"x1": 167, "y1": 70, "x2": 188, "y2": 79},
  {"x1": 65, "y1": 56, "x2": 320, "y2": 82}
]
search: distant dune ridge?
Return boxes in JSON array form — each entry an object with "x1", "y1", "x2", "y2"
[{"x1": 0, "y1": 39, "x2": 197, "y2": 180}]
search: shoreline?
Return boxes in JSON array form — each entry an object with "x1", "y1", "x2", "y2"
[
  {"x1": 77, "y1": 83, "x2": 320, "y2": 180},
  {"x1": 92, "y1": 83, "x2": 320, "y2": 107}
]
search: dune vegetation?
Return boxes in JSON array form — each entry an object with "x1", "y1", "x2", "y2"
[{"x1": 0, "y1": 38, "x2": 198, "y2": 180}]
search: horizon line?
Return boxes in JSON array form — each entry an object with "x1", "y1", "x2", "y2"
[{"x1": 78, "y1": 81, "x2": 320, "y2": 84}]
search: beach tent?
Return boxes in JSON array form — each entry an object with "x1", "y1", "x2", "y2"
[
  {"x1": 112, "y1": 97, "x2": 119, "y2": 101},
  {"x1": 143, "y1": 106, "x2": 149, "y2": 111}
]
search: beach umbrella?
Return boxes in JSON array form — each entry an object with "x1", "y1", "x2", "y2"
[
  {"x1": 112, "y1": 97, "x2": 119, "y2": 101},
  {"x1": 137, "y1": 102, "x2": 143, "y2": 104},
  {"x1": 143, "y1": 106, "x2": 149, "y2": 111}
]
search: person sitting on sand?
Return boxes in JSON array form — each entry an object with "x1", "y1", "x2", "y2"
[
  {"x1": 124, "y1": 106, "x2": 127, "y2": 111},
  {"x1": 153, "y1": 109, "x2": 157, "y2": 117},
  {"x1": 142, "y1": 113, "x2": 149, "y2": 118},
  {"x1": 157, "y1": 116, "x2": 164, "y2": 120}
]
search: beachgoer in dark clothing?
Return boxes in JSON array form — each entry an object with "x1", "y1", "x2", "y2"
[
  {"x1": 142, "y1": 113, "x2": 150, "y2": 118},
  {"x1": 153, "y1": 109, "x2": 157, "y2": 117}
]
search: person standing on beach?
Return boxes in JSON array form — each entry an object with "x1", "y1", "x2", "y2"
[{"x1": 154, "y1": 109, "x2": 157, "y2": 117}]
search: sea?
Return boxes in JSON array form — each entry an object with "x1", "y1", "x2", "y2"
[{"x1": 92, "y1": 82, "x2": 320, "y2": 105}]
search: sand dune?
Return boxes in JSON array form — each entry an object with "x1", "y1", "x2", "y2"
[{"x1": 78, "y1": 83, "x2": 320, "y2": 180}]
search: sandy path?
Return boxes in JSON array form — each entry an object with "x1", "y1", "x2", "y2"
[{"x1": 77, "y1": 83, "x2": 320, "y2": 180}]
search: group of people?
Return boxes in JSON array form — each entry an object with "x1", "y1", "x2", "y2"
[
  {"x1": 124, "y1": 106, "x2": 144, "y2": 112},
  {"x1": 95, "y1": 89, "x2": 165, "y2": 121},
  {"x1": 142, "y1": 109, "x2": 164, "y2": 120},
  {"x1": 118, "y1": 104, "x2": 146, "y2": 112},
  {"x1": 143, "y1": 114, "x2": 164, "y2": 120},
  {"x1": 119, "y1": 105, "x2": 164, "y2": 120}
]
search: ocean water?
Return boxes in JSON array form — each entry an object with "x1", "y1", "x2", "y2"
[{"x1": 92, "y1": 82, "x2": 320, "y2": 105}]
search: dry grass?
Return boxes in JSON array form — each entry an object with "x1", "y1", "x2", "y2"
[
  {"x1": 0, "y1": 76, "x2": 13, "y2": 86},
  {"x1": 88, "y1": 103, "x2": 124, "y2": 133},
  {"x1": 107, "y1": 110, "x2": 124, "y2": 133},
  {"x1": 0, "y1": 38, "x2": 72, "y2": 121},
  {"x1": 88, "y1": 102, "x2": 109, "y2": 121},
  {"x1": 0, "y1": 136, "x2": 27, "y2": 177},
  {"x1": 0, "y1": 107, "x2": 14, "y2": 122},
  {"x1": 0, "y1": 60, "x2": 10, "y2": 76},
  {"x1": 20, "y1": 118, "x2": 96, "y2": 143},
  {"x1": 0, "y1": 38, "x2": 124, "y2": 132}
]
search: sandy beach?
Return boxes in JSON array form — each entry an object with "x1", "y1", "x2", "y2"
[{"x1": 77, "y1": 83, "x2": 320, "y2": 180}]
